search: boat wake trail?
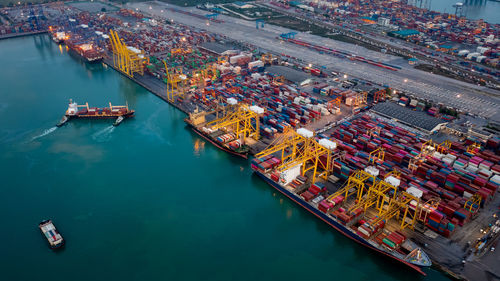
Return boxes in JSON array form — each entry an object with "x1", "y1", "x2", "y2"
[
  {"x1": 92, "y1": 125, "x2": 115, "y2": 142},
  {"x1": 31, "y1": 127, "x2": 57, "y2": 141}
]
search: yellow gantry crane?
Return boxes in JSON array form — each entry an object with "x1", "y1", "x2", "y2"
[
  {"x1": 466, "y1": 142, "x2": 481, "y2": 154},
  {"x1": 206, "y1": 104, "x2": 261, "y2": 142},
  {"x1": 190, "y1": 63, "x2": 218, "y2": 89},
  {"x1": 369, "y1": 148, "x2": 385, "y2": 164},
  {"x1": 368, "y1": 190, "x2": 420, "y2": 230},
  {"x1": 261, "y1": 53, "x2": 273, "y2": 65},
  {"x1": 348, "y1": 170, "x2": 439, "y2": 231},
  {"x1": 163, "y1": 60, "x2": 187, "y2": 102},
  {"x1": 408, "y1": 139, "x2": 451, "y2": 172},
  {"x1": 109, "y1": 29, "x2": 146, "y2": 78},
  {"x1": 320, "y1": 165, "x2": 443, "y2": 233},
  {"x1": 417, "y1": 197, "x2": 441, "y2": 223},
  {"x1": 464, "y1": 193, "x2": 482, "y2": 214},
  {"x1": 255, "y1": 128, "x2": 337, "y2": 184},
  {"x1": 367, "y1": 126, "x2": 381, "y2": 138},
  {"x1": 327, "y1": 169, "x2": 376, "y2": 207}
]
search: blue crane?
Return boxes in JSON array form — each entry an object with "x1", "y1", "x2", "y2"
[
  {"x1": 256, "y1": 19, "x2": 264, "y2": 29},
  {"x1": 205, "y1": 13, "x2": 219, "y2": 20},
  {"x1": 280, "y1": 32, "x2": 297, "y2": 39}
]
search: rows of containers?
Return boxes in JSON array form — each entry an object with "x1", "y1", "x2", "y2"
[
  {"x1": 251, "y1": 153, "x2": 409, "y2": 249},
  {"x1": 0, "y1": 5, "x2": 58, "y2": 35},
  {"x1": 189, "y1": 69, "x2": 337, "y2": 138},
  {"x1": 323, "y1": 114, "x2": 499, "y2": 237},
  {"x1": 302, "y1": 0, "x2": 500, "y2": 70}
]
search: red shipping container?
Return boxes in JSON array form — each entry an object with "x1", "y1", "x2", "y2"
[{"x1": 301, "y1": 191, "x2": 315, "y2": 202}]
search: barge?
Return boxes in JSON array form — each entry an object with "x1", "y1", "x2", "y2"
[
  {"x1": 38, "y1": 220, "x2": 64, "y2": 249},
  {"x1": 251, "y1": 157, "x2": 432, "y2": 275}
]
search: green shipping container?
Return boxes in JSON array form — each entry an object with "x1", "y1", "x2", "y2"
[
  {"x1": 382, "y1": 238, "x2": 396, "y2": 249},
  {"x1": 447, "y1": 222, "x2": 455, "y2": 231}
]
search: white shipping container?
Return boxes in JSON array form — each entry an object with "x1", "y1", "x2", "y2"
[
  {"x1": 319, "y1": 138, "x2": 337, "y2": 150},
  {"x1": 364, "y1": 166, "x2": 379, "y2": 177},
  {"x1": 297, "y1": 128, "x2": 314, "y2": 138},
  {"x1": 249, "y1": 105, "x2": 264, "y2": 114},
  {"x1": 357, "y1": 226, "x2": 370, "y2": 237},
  {"x1": 477, "y1": 55, "x2": 487, "y2": 63},
  {"x1": 312, "y1": 195, "x2": 324, "y2": 204},
  {"x1": 248, "y1": 60, "x2": 264, "y2": 69},
  {"x1": 251, "y1": 73, "x2": 261, "y2": 79},
  {"x1": 491, "y1": 175, "x2": 500, "y2": 185},
  {"x1": 280, "y1": 164, "x2": 302, "y2": 185},
  {"x1": 466, "y1": 166, "x2": 478, "y2": 173},
  {"x1": 463, "y1": 191, "x2": 473, "y2": 199},
  {"x1": 385, "y1": 176, "x2": 400, "y2": 187},
  {"x1": 229, "y1": 55, "x2": 244, "y2": 64},
  {"x1": 407, "y1": 187, "x2": 423, "y2": 198}
]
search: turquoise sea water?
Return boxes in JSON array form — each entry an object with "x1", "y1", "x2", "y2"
[
  {"x1": 421, "y1": 0, "x2": 500, "y2": 24},
  {"x1": 0, "y1": 35, "x2": 450, "y2": 281}
]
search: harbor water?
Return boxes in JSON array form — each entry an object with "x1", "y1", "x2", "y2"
[
  {"x1": 0, "y1": 35, "x2": 450, "y2": 281},
  {"x1": 424, "y1": 0, "x2": 500, "y2": 24}
]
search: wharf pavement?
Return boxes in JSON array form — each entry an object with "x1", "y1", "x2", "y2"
[
  {"x1": 411, "y1": 193, "x2": 500, "y2": 281},
  {"x1": 102, "y1": 56, "x2": 191, "y2": 115},
  {"x1": 0, "y1": 30, "x2": 48, "y2": 40}
]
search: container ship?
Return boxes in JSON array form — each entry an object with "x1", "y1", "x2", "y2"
[
  {"x1": 38, "y1": 220, "x2": 64, "y2": 249},
  {"x1": 66, "y1": 39, "x2": 104, "y2": 63},
  {"x1": 184, "y1": 109, "x2": 250, "y2": 159},
  {"x1": 57, "y1": 99, "x2": 134, "y2": 126},
  {"x1": 251, "y1": 137, "x2": 432, "y2": 275},
  {"x1": 51, "y1": 30, "x2": 68, "y2": 44}
]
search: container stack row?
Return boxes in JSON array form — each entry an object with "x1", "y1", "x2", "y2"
[{"x1": 326, "y1": 114, "x2": 500, "y2": 237}]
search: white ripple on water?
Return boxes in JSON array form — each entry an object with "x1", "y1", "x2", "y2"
[
  {"x1": 31, "y1": 127, "x2": 57, "y2": 141},
  {"x1": 140, "y1": 105, "x2": 172, "y2": 146},
  {"x1": 91, "y1": 125, "x2": 115, "y2": 142}
]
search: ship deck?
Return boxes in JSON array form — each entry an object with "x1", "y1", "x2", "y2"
[{"x1": 258, "y1": 168, "x2": 431, "y2": 270}]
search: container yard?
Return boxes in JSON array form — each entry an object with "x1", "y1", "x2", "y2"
[
  {"x1": 1, "y1": 1, "x2": 499, "y2": 281},
  {"x1": 269, "y1": 0, "x2": 500, "y2": 77}
]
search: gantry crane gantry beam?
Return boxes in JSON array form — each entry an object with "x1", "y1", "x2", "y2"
[
  {"x1": 326, "y1": 169, "x2": 376, "y2": 206},
  {"x1": 255, "y1": 128, "x2": 337, "y2": 184},
  {"x1": 206, "y1": 104, "x2": 262, "y2": 142},
  {"x1": 109, "y1": 29, "x2": 145, "y2": 78},
  {"x1": 163, "y1": 60, "x2": 187, "y2": 102}
]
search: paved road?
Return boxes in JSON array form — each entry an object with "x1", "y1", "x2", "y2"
[{"x1": 130, "y1": 1, "x2": 500, "y2": 120}]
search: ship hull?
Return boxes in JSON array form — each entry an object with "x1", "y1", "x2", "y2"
[
  {"x1": 253, "y1": 169, "x2": 427, "y2": 275},
  {"x1": 68, "y1": 111, "x2": 134, "y2": 119},
  {"x1": 67, "y1": 46, "x2": 103, "y2": 63},
  {"x1": 185, "y1": 120, "x2": 248, "y2": 159}
]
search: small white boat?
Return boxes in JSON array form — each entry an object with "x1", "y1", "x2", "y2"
[
  {"x1": 56, "y1": 115, "x2": 69, "y2": 127},
  {"x1": 113, "y1": 116, "x2": 124, "y2": 126}
]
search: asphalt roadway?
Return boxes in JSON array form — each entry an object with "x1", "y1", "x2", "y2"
[{"x1": 129, "y1": 1, "x2": 500, "y2": 121}]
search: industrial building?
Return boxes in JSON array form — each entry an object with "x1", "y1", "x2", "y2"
[
  {"x1": 371, "y1": 102, "x2": 448, "y2": 134},
  {"x1": 265, "y1": 65, "x2": 312, "y2": 85}
]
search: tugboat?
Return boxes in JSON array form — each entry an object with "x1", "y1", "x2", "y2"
[
  {"x1": 58, "y1": 99, "x2": 134, "y2": 126},
  {"x1": 113, "y1": 116, "x2": 125, "y2": 126},
  {"x1": 39, "y1": 220, "x2": 64, "y2": 249}
]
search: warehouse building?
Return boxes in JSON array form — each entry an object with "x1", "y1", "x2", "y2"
[
  {"x1": 371, "y1": 102, "x2": 448, "y2": 134},
  {"x1": 266, "y1": 65, "x2": 312, "y2": 85}
]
